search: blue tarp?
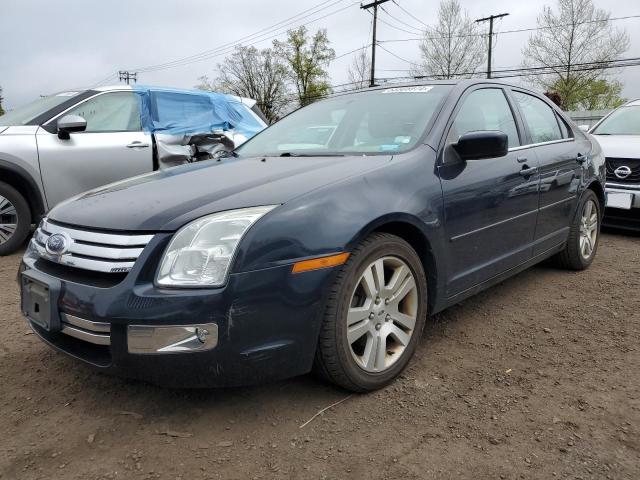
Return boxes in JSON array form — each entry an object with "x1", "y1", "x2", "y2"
[{"x1": 133, "y1": 85, "x2": 264, "y2": 138}]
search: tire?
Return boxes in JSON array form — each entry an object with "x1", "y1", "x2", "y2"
[
  {"x1": 0, "y1": 181, "x2": 31, "y2": 256},
  {"x1": 314, "y1": 233, "x2": 427, "y2": 392},
  {"x1": 553, "y1": 189, "x2": 601, "y2": 270}
]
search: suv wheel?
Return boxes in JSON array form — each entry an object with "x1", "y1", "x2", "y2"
[
  {"x1": 554, "y1": 189, "x2": 601, "y2": 270},
  {"x1": 0, "y1": 181, "x2": 31, "y2": 256},
  {"x1": 314, "y1": 233, "x2": 427, "y2": 392}
]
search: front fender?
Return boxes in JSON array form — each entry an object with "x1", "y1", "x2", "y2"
[{"x1": 232, "y1": 150, "x2": 447, "y2": 280}]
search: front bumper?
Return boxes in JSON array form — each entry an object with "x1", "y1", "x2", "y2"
[
  {"x1": 604, "y1": 183, "x2": 640, "y2": 231},
  {"x1": 20, "y1": 236, "x2": 336, "y2": 388}
]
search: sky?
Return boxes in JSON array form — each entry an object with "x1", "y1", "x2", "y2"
[{"x1": 1, "y1": 0, "x2": 639, "y2": 110}]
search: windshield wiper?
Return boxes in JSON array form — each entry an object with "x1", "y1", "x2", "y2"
[{"x1": 279, "y1": 152, "x2": 345, "y2": 157}]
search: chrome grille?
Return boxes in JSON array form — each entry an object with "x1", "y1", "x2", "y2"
[
  {"x1": 31, "y1": 219, "x2": 154, "y2": 273},
  {"x1": 606, "y1": 158, "x2": 640, "y2": 184}
]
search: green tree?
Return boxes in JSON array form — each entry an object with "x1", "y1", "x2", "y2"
[
  {"x1": 522, "y1": 0, "x2": 629, "y2": 110},
  {"x1": 547, "y1": 78, "x2": 626, "y2": 111},
  {"x1": 0, "y1": 87, "x2": 5, "y2": 116},
  {"x1": 273, "y1": 26, "x2": 335, "y2": 107},
  {"x1": 197, "y1": 46, "x2": 289, "y2": 124}
]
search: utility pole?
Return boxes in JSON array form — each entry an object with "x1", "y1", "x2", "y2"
[
  {"x1": 361, "y1": 0, "x2": 391, "y2": 87},
  {"x1": 475, "y1": 13, "x2": 509, "y2": 79},
  {"x1": 118, "y1": 71, "x2": 137, "y2": 85}
]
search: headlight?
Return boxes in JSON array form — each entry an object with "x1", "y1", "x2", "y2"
[{"x1": 156, "y1": 206, "x2": 277, "y2": 287}]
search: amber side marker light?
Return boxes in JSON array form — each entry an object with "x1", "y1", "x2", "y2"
[{"x1": 292, "y1": 252, "x2": 350, "y2": 274}]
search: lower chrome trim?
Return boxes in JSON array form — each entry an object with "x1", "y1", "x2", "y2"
[
  {"x1": 61, "y1": 324, "x2": 111, "y2": 346},
  {"x1": 59, "y1": 313, "x2": 111, "y2": 346},
  {"x1": 606, "y1": 183, "x2": 640, "y2": 191},
  {"x1": 61, "y1": 313, "x2": 111, "y2": 333}
]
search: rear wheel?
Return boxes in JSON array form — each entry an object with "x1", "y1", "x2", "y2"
[
  {"x1": 314, "y1": 233, "x2": 427, "y2": 392},
  {"x1": 554, "y1": 189, "x2": 601, "y2": 270},
  {"x1": 0, "y1": 181, "x2": 31, "y2": 256}
]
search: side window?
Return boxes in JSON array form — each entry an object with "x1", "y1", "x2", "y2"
[
  {"x1": 448, "y1": 88, "x2": 520, "y2": 148},
  {"x1": 556, "y1": 113, "x2": 573, "y2": 139},
  {"x1": 513, "y1": 92, "x2": 562, "y2": 144},
  {"x1": 66, "y1": 92, "x2": 141, "y2": 132}
]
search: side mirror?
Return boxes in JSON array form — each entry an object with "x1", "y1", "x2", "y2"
[
  {"x1": 578, "y1": 125, "x2": 590, "y2": 132},
  {"x1": 453, "y1": 130, "x2": 508, "y2": 161},
  {"x1": 57, "y1": 114, "x2": 87, "y2": 139}
]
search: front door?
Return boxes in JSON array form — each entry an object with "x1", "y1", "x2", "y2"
[
  {"x1": 36, "y1": 91, "x2": 153, "y2": 208},
  {"x1": 439, "y1": 87, "x2": 540, "y2": 296}
]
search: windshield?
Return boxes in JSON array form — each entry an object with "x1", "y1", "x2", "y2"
[
  {"x1": 0, "y1": 92, "x2": 81, "y2": 126},
  {"x1": 236, "y1": 85, "x2": 450, "y2": 157},
  {"x1": 592, "y1": 105, "x2": 640, "y2": 135}
]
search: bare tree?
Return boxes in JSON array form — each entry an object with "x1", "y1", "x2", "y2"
[
  {"x1": 273, "y1": 26, "x2": 335, "y2": 107},
  {"x1": 347, "y1": 49, "x2": 371, "y2": 90},
  {"x1": 197, "y1": 46, "x2": 289, "y2": 124},
  {"x1": 522, "y1": 0, "x2": 629, "y2": 110},
  {"x1": 413, "y1": 0, "x2": 486, "y2": 79}
]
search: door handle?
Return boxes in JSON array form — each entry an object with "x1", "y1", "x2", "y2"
[
  {"x1": 516, "y1": 156, "x2": 528, "y2": 163},
  {"x1": 576, "y1": 153, "x2": 587, "y2": 164},
  {"x1": 126, "y1": 141, "x2": 150, "y2": 148},
  {"x1": 519, "y1": 165, "x2": 538, "y2": 176}
]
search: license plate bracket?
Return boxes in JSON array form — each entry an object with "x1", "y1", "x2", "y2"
[
  {"x1": 606, "y1": 191, "x2": 633, "y2": 210},
  {"x1": 21, "y1": 269, "x2": 61, "y2": 332}
]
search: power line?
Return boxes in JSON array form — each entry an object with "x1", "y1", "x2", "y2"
[
  {"x1": 391, "y1": 0, "x2": 427, "y2": 27},
  {"x1": 277, "y1": 56, "x2": 640, "y2": 105},
  {"x1": 132, "y1": 0, "x2": 357, "y2": 74},
  {"x1": 91, "y1": 0, "x2": 357, "y2": 83},
  {"x1": 379, "y1": 13, "x2": 640, "y2": 43},
  {"x1": 379, "y1": 6, "x2": 423, "y2": 33},
  {"x1": 133, "y1": 0, "x2": 345, "y2": 71},
  {"x1": 377, "y1": 44, "x2": 419, "y2": 67},
  {"x1": 377, "y1": 14, "x2": 424, "y2": 35}
]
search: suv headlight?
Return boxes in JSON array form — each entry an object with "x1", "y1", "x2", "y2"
[{"x1": 156, "y1": 206, "x2": 277, "y2": 287}]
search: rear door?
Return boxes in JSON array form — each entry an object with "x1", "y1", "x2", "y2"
[
  {"x1": 36, "y1": 91, "x2": 153, "y2": 207},
  {"x1": 439, "y1": 86, "x2": 540, "y2": 296},
  {"x1": 511, "y1": 90, "x2": 586, "y2": 255}
]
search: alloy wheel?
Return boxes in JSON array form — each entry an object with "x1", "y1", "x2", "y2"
[
  {"x1": 346, "y1": 256, "x2": 418, "y2": 373},
  {"x1": 579, "y1": 199, "x2": 598, "y2": 260},
  {"x1": 0, "y1": 195, "x2": 17, "y2": 245}
]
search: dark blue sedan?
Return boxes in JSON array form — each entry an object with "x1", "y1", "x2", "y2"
[{"x1": 19, "y1": 80, "x2": 605, "y2": 391}]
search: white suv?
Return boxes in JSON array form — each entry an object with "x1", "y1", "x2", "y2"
[{"x1": 590, "y1": 99, "x2": 640, "y2": 230}]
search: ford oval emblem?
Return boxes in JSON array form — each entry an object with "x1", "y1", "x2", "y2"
[
  {"x1": 614, "y1": 165, "x2": 632, "y2": 179},
  {"x1": 45, "y1": 233, "x2": 71, "y2": 256}
]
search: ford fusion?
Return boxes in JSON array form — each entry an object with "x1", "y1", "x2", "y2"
[{"x1": 20, "y1": 80, "x2": 605, "y2": 392}]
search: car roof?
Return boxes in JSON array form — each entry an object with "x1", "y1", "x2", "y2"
[{"x1": 331, "y1": 78, "x2": 541, "y2": 98}]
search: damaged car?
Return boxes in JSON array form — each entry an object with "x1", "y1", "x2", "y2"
[
  {"x1": 0, "y1": 85, "x2": 267, "y2": 255},
  {"x1": 19, "y1": 80, "x2": 605, "y2": 392}
]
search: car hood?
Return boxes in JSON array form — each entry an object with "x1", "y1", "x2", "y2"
[
  {"x1": 591, "y1": 134, "x2": 640, "y2": 158},
  {"x1": 49, "y1": 155, "x2": 393, "y2": 231}
]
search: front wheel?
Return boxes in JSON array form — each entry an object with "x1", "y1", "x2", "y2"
[
  {"x1": 314, "y1": 233, "x2": 427, "y2": 392},
  {"x1": 0, "y1": 181, "x2": 31, "y2": 256},
  {"x1": 554, "y1": 189, "x2": 601, "y2": 270}
]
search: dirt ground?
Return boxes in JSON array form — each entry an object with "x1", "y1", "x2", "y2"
[{"x1": 0, "y1": 231, "x2": 638, "y2": 480}]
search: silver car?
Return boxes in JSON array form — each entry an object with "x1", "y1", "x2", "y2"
[{"x1": 0, "y1": 86, "x2": 267, "y2": 254}]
